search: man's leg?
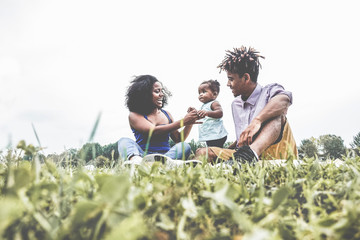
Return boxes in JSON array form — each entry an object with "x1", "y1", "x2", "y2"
[
  {"x1": 261, "y1": 119, "x2": 298, "y2": 160},
  {"x1": 195, "y1": 115, "x2": 285, "y2": 163},
  {"x1": 195, "y1": 147, "x2": 236, "y2": 163},
  {"x1": 250, "y1": 115, "x2": 284, "y2": 157},
  {"x1": 195, "y1": 147, "x2": 218, "y2": 163}
]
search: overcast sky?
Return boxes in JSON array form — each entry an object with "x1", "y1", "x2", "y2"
[{"x1": 1, "y1": 0, "x2": 360, "y2": 155}]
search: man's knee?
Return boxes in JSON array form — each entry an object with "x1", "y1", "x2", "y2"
[
  {"x1": 280, "y1": 114, "x2": 286, "y2": 125},
  {"x1": 262, "y1": 115, "x2": 283, "y2": 131},
  {"x1": 261, "y1": 115, "x2": 285, "y2": 144}
]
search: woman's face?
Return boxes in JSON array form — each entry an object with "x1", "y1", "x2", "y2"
[{"x1": 152, "y1": 81, "x2": 164, "y2": 108}]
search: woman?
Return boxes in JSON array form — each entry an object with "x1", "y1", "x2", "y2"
[{"x1": 118, "y1": 75, "x2": 199, "y2": 164}]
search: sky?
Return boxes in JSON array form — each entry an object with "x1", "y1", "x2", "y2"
[{"x1": 1, "y1": 0, "x2": 360, "y2": 155}]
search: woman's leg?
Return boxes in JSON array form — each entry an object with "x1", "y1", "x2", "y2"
[
  {"x1": 117, "y1": 137, "x2": 144, "y2": 160},
  {"x1": 165, "y1": 142, "x2": 191, "y2": 160}
]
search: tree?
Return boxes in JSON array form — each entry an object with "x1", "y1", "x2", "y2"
[
  {"x1": 299, "y1": 138, "x2": 318, "y2": 159},
  {"x1": 77, "y1": 143, "x2": 103, "y2": 163},
  {"x1": 318, "y1": 134, "x2": 346, "y2": 159},
  {"x1": 102, "y1": 142, "x2": 119, "y2": 160},
  {"x1": 350, "y1": 132, "x2": 360, "y2": 149}
]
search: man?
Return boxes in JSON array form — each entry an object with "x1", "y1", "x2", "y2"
[{"x1": 195, "y1": 46, "x2": 298, "y2": 164}]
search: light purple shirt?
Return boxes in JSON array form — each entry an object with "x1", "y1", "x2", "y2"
[{"x1": 231, "y1": 83, "x2": 292, "y2": 142}]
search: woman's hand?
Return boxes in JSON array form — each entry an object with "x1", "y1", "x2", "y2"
[
  {"x1": 183, "y1": 109, "x2": 201, "y2": 125},
  {"x1": 187, "y1": 107, "x2": 196, "y2": 113}
]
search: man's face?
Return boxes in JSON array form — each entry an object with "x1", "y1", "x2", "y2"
[{"x1": 226, "y1": 72, "x2": 246, "y2": 97}]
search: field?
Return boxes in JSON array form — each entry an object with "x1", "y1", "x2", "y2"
[{"x1": 1, "y1": 150, "x2": 360, "y2": 240}]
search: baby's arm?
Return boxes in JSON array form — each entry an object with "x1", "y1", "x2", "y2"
[{"x1": 197, "y1": 101, "x2": 223, "y2": 119}]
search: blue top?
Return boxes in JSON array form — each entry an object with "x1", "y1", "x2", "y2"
[
  {"x1": 132, "y1": 109, "x2": 171, "y2": 153},
  {"x1": 198, "y1": 100, "x2": 228, "y2": 142}
]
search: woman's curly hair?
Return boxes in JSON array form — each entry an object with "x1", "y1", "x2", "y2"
[
  {"x1": 217, "y1": 46, "x2": 265, "y2": 83},
  {"x1": 125, "y1": 75, "x2": 171, "y2": 115}
]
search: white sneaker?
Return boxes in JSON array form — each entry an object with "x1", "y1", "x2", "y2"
[
  {"x1": 84, "y1": 164, "x2": 96, "y2": 171},
  {"x1": 142, "y1": 154, "x2": 168, "y2": 164},
  {"x1": 143, "y1": 154, "x2": 202, "y2": 168},
  {"x1": 123, "y1": 155, "x2": 143, "y2": 166},
  {"x1": 123, "y1": 154, "x2": 202, "y2": 168},
  {"x1": 167, "y1": 159, "x2": 203, "y2": 168}
]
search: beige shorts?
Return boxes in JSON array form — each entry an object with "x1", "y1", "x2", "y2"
[{"x1": 209, "y1": 120, "x2": 298, "y2": 161}]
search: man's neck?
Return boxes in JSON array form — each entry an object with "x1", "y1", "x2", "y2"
[{"x1": 241, "y1": 83, "x2": 257, "y2": 101}]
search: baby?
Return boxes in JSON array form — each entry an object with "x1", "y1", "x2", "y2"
[{"x1": 190, "y1": 80, "x2": 228, "y2": 148}]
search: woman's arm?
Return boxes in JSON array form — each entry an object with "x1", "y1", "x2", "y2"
[
  {"x1": 167, "y1": 111, "x2": 199, "y2": 143},
  {"x1": 170, "y1": 125, "x2": 194, "y2": 143},
  {"x1": 129, "y1": 110, "x2": 199, "y2": 137}
]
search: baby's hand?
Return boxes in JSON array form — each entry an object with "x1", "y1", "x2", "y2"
[{"x1": 197, "y1": 110, "x2": 207, "y2": 118}]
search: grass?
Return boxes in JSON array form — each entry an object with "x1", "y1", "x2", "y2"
[{"x1": 1, "y1": 146, "x2": 360, "y2": 240}]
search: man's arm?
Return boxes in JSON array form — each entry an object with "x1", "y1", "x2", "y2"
[
  {"x1": 238, "y1": 94, "x2": 290, "y2": 146},
  {"x1": 253, "y1": 94, "x2": 290, "y2": 123}
]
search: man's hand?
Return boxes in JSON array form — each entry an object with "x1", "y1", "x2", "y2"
[
  {"x1": 237, "y1": 94, "x2": 290, "y2": 147},
  {"x1": 238, "y1": 118, "x2": 262, "y2": 146}
]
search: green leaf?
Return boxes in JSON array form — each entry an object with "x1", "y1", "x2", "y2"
[
  {"x1": 0, "y1": 198, "x2": 24, "y2": 234},
  {"x1": 271, "y1": 186, "x2": 291, "y2": 210},
  {"x1": 71, "y1": 200, "x2": 103, "y2": 230},
  {"x1": 97, "y1": 175, "x2": 130, "y2": 202},
  {"x1": 105, "y1": 213, "x2": 148, "y2": 240}
]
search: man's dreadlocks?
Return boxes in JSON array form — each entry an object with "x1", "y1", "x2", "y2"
[{"x1": 217, "y1": 46, "x2": 265, "y2": 83}]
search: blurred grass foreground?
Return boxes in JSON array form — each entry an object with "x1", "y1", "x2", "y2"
[{"x1": 1, "y1": 139, "x2": 360, "y2": 240}]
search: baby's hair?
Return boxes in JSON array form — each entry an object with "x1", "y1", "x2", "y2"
[
  {"x1": 201, "y1": 79, "x2": 220, "y2": 95},
  {"x1": 125, "y1": 75, "x2": 171, "y2": 115},
  {"x1": 217, "y1": 46, "x2": 265, "y2": 83}
]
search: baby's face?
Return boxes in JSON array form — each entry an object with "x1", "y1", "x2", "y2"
[{"x1": 198, "y1": 84, "x2": 216, "y2": 103}]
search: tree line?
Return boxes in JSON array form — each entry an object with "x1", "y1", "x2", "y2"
[
  {"x1": 298, "y1": 132, "x2": 360, "y2": 159},
  {"x1": 7, "y1": 132, "x2": 360, "y2": 166}
]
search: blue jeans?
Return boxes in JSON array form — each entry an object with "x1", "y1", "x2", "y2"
[{"x1": 117, "y1": 137, "x2": 191, "y2": 160}]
